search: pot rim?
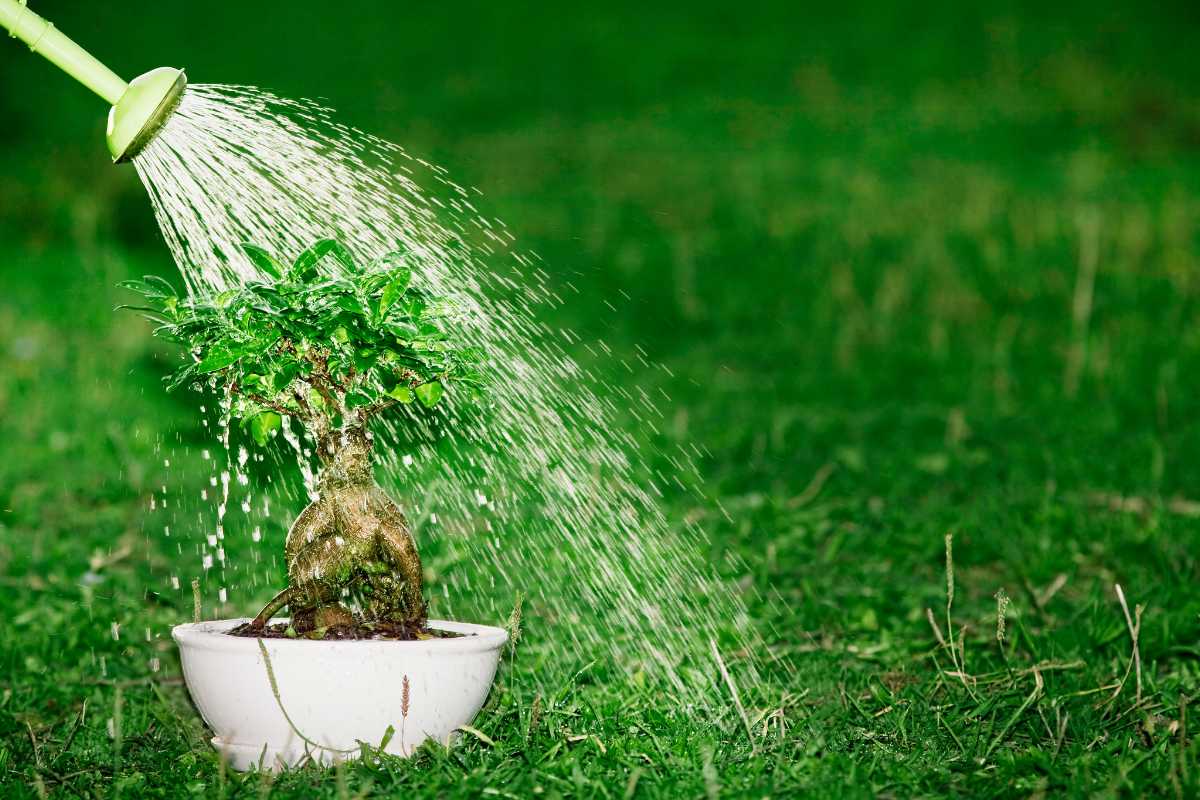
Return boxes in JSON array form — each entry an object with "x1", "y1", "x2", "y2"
[{"x1": 172, "y1": 617, "x2": 508, "y2": 655}]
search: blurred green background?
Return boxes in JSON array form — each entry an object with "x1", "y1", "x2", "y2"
[{"x1": 3, "y1": 0, "x2": 1200, "y2": 796}]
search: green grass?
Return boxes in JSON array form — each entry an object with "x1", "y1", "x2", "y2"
[{"x1": 3, "y1": 0, "x2": 1200, "y2": 796}]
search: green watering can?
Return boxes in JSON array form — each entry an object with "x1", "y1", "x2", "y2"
[{"x1": 0, "y1": 0, "x2": 184, "y2": 161}]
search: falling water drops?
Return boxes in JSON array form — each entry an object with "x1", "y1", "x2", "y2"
[{"x1": 132, "y1": 84, "x2": 761, "y2": 698}]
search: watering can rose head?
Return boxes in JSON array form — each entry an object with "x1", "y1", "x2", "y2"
[{"x1": 122, "y1": 239, "x2": 484, "y2": 636}]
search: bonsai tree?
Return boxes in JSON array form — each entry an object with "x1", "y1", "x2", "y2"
[{"x1": 124, "y1": 239, "x2": 482, "y2": 636}]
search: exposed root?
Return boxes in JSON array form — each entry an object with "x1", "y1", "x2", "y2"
[
  {"x1": 248, "y1": 427, "x2": 427, "y2": 634},
  {"x1": 250, "y1": 586, "x2": 292, "y2": 629}
]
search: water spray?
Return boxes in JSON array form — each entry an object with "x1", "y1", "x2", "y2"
[
  {"x1": 4, "y1": 3, "x2": 763, "y2": 766},
  {"x1": 0, "y1": 0, "x2": 185, "y2": 162}
]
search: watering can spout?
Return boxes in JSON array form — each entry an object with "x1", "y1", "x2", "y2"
[
  {"x1": 0, "y1": 0, "x2": 185, "y2": 162},
  {"x1": 106, "y1": 67, "x2": 187, "y2": 163}
]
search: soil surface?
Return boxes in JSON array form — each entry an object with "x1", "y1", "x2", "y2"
[{"x1": 227, "y1": 621, "x2": 466, "y2": 641}]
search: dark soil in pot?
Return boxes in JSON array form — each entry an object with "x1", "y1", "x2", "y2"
[{"x1": 227, "y1": 620, "x2": 467, "y2": 641}]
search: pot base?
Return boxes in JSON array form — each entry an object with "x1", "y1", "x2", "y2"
[
  {"x1": 212, "y1": 734, "x2": 442, "y2": 772},
  {"x1": 173, "y1": 618, "x2": 507, "y2": 771}
]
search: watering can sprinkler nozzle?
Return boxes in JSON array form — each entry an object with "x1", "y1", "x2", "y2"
[
  {"x1": 0, "y1": 0, "x2": 186, "y2": 162},
  {"x1": 106, "y1": 67, "x2": 187, "y2": 163}
]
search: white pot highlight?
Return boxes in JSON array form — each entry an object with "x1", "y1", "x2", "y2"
[{"x1": 172, "y1": 618, "x2": 507, "y2": 771}]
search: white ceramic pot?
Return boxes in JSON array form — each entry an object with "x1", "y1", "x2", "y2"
[{"x1": 172, "y1": 618, "x2": 507, "y2": 771}]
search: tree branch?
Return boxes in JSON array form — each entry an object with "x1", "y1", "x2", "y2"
[
  {"x1": 293, "y1": 385, "x2": 331, "y2": 438},
  {"x1": 245, "y1": 392, "x2": 294, "y2": 418},
  {"x1": 292, "y1": 387, "x2": 314, "y2": 417},
  {"x1": 363, "y1": 399, "x2": 398, "y2": 418},
  {"x1": 308, "y1": 374, "x2": 342, "y2": 417},
  {"x1": 303, "y1": 349, "x2": 347, "y2": 417}
]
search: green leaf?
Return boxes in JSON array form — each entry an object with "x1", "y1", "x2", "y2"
[
  {"x1": 239, "y1": 243, "x2": 284, "y2": 279},
  {"x1": 405, "y1": 295, "x2": 428, "y2": 320},
  {"x1": 165, "y1": 363, "x2": 200, "y2": 392},
  {"x1": 387, "y1": 322, "x2": 420, "y2": 340},
  {"x1": 114, "y1": 305, "x2": 172, "y2": 324},
  {"x1": 334, "y1": 294, "x2": 367, "y2": 317},
  {"x1": 346, "y1": 391, "x2": 373, "y2": 409},
  {"x1": 292, "y1": 238, "x2": 356, "y2": 278},
  {"x1": 378, "y1": 269, "x2": 412, "y2": 319},
  {"x1": 353, "y1": 348, "x2": 378, "y2": 373},
  {"x1": 142, "y1": 274, "x2": 178, "y2": 297},
  {"x1": 249, "y1": 412, "x2": 281, "y2": 446},
  {"x1": 196, "y1": 346, "x2": 243, "y2": 373},
  {"x1": 274, "y1": 361, "x2": 302, "y2": 390},
  {"x1": 368, "y1": 250, "x2": 407, "y2": 273},
  {"x1": 457, "y1": 725, "x2": 495, "y2": 747},
  {"x1": 415, "y1": 381, "x2": 444, "y2": 408},
  {"x1": 387, "y1": 384, "x2": 414, "y2": 404},
  {"x1": 378, "y1": 725, "x2": 396, "y2": 751},
  {"x1": 119, "y1": 275, "x2": 177, "y2": 301},
  {"x1": 327, "y1": 241, "x2": 357, "y2": 272},
  {"x1": 358, "y1": 272, "x2": 391, "y2": 295},
  {"x1": 291, "y1": 239, "x2": 332, "y2": 279},
  {"x1": 242, "y1": 373, "x2": 270, "y2": 392}
]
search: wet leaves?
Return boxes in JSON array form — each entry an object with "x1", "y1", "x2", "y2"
[
  {"x1": 121, "y1": 238, "x2": 484, "y2": 438},
  {"x1": 247, "y1": 411, "x2": 281, "y2": 446},
  {"x1": 238, "y1": 243, "x2": 284, "y2": 279},
  {"x1": 415, "y1": 381, "x2": 443, "y2": 408},
  {"x1": 378, "y1": 269, "x2": 412, "y2": 319}
]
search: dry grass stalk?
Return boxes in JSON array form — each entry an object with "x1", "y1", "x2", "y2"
[
  {"x1": 1114, "y1": 583, "x2": 1144, "y2": 707},
  {"x1": 256, "y1": 640, "x2": 356, "y2": 755},
  {"x1": 986, "y1": 668, "x2": 1044, "y2": 758},
  {"x1": 995, "y1": 588, "x2": 1010, "y2": 644},
  {"x1": 1031, "y1": 573, "x2": 1069, "y2": 610},
  {"x1": 710, "y1": 638, "x2": 756, "y2": 753},
  {"x1": 506, "y1": 593, "x2": 523, "y2": 652},
  {"x1": 937, "y1": 533, "x2": 978, "y2": 697},
  {"x1": 400, "y1": 674, "x2": 411, "y2": 756},
  {"x1": 528, "y1": 694, "x2": 542, "y2": 735},
  {"x1": 789, "y1": 462, "x2": 836, "y2": 508},
  {"x1": 944, "y1": 533, "x2": 955, "y2": 609},
  {"x1": 926, "y1": 607, "x2": 946, "y2": 647}
]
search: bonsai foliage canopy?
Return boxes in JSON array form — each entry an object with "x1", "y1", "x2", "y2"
[
  {"x1": 123, "y1": 238, "x2": 483, "y2": 634},
  {"x1": 122, "y1": 238, "x2": 483, "y2": 447}
]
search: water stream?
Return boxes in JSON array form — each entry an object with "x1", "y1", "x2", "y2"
[{"x1": 133, "y1": 84, "x2": 763, "y2": 701}]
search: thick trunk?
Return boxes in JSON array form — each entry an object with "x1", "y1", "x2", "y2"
[{"x1": 251, "y1": 426, "x2": 426, "y2": 632}]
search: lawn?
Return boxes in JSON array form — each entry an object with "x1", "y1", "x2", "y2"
[{"x1": 2, "y1": 1, "x2": 1200, "y2": 797}]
